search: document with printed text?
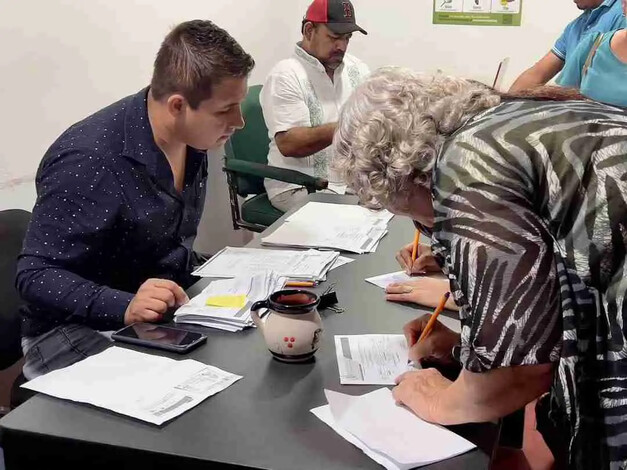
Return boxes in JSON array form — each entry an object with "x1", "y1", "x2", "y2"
[
  {"x1": 23, "y1": 347, "x2": 241, "y2": 425},
  {"x1": 261, "y1": 202, "x2": 393, "y2": 254},
  {"x1": 192, "y1": 247, "x2": 339, "y2": 281},
  {"x1": 334, "y1": 334, "x2": 413, "y2": 385}
]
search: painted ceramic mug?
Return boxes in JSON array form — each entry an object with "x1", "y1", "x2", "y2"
[{"x1": 250, "y1": 290, "x2": 323, "y2": 363}]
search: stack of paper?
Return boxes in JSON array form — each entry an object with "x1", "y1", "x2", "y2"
[
  {"x1": 192, "y1": 247, "x2": 340, "y2": 281},
  {"x1": 23, "y1": 347, "x2": 242, "y2": 425},
  {"x1": 285, "y1": 202, "x2": 394, "y2": 226},
  {"x1": 311, "y1": 388, "x2": 476, "y2": 470},
  {"x1": 175, "y1": 271, "x2": 286, "y2": 332},
  {"x1": 261, "y1": 202, "x2": 394, "y2": 254}
]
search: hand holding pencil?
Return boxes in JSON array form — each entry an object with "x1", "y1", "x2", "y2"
[
  {"x1": 396, "y1": 230, "x2": 440, "y2": 275},
  {"x1": 402, "y1": 292, "x2": 460, "y2": 366}
]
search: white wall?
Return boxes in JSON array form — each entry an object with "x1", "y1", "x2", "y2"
[
  {"x1": 0, "y1": 0, "x2": 578, "y2": 251},
  {"x1": 0, "y1": 0, "x2": 305, "y2": 198},
  {"x1": 350, "y1": 1, "x2": 578, "y2": 87}
]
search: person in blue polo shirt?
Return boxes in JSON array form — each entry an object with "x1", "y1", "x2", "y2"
[
  {"x1": 16, "y1": 20, "x2": 254, "y2": 379},
  {"x1": 559, "y1": 0, "x2": 627, "y2": 106},
  {"x1": 510, "y1": 0, "x2": 624, "y2": 91}
]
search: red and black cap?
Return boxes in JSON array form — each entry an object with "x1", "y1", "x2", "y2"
[{"x1": 304, "y1": 0, "x2": 368, "y2": 35}]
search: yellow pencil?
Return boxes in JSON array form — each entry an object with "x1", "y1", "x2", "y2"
[
  {"x1": 411, "y1": 229, "x2": 421, "y2": 263},
  {"x1": 418, "y1": 292, "x2": 451, "y2": 343},
  {"x1": 285, "y1": 281, "x2": 317, "y2": 288}
]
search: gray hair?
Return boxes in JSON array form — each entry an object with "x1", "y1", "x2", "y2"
[{"x1": 333, "y1": 67, "x2": 501, "y2": 209}]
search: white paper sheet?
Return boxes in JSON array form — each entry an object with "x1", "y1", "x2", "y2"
[
  {"x1": 329, "y1": 255, "x2": 355, "y2": 271},
  {"x1": 311, "y1": 405, "x2": 403, "y2": 470},
  {"x1": 192, "y1": 247, "x2": 339, "y2": 281},
  {"x1": 23, "y1": 347, "x2": 242, "y2": 425},
  {"x1": 334, "y1": 335, "x2": 413, "y2": 385},
  {"x1": 365, "y1": 271, "x2": 414, "y2": 289},
  {"x1": 321, "y1": 388, "x2": 476, "y2": 468}
]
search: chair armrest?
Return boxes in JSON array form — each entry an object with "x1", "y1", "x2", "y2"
[{"x1": 224, "y1": 159, "x2": 328, "y2": 191}]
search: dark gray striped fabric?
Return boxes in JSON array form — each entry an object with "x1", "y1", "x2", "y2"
[{"x1": 430, "y1": 99, "x2": 627, "y2": 470}]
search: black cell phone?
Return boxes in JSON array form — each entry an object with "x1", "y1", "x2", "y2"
[{"x1": 112, "y1": 323, "x2": 207, "y2": 354}]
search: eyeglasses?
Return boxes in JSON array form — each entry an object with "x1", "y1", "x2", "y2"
[{"x1": 412, "y1": 219, "x2": 433, "y2": 238}]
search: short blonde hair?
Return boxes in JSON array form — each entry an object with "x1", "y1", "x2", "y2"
[{"x1": 333, "y1": 68, "x2": 501, "y2": 208}]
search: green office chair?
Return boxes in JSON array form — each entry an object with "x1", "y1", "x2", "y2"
[{"x1": 223, "y1": 85, "x2": 328, "y2": 233}]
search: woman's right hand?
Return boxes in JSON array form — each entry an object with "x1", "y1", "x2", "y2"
[
  {"x1": 403, "y1": 314, "x2": 460, "y2": 365},
  {"x1": 396, "y1": 243, "x2": 440, "y2": 275}
]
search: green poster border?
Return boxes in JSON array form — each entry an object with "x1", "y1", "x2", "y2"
[{"x1": 433, "y1": 0, "x2": 523, "y2": 26}]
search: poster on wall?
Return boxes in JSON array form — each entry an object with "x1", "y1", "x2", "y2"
[{"x1": 433, "y1": 0, "x2": 523, "y2": 26}]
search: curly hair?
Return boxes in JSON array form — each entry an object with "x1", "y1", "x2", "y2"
[
  {"x1": 333, "y1": 68, "x2": 589, "y2": 209},
  {"x1": 333, "y1": 67, "x2": 502, "y2": 209}
]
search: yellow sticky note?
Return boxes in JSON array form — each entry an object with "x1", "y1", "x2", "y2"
[{"x1": 205, "y1": 294, "x2": 247, "y2": 308}]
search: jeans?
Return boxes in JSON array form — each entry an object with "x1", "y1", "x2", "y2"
[{"x1": 22, "y1": 324, "x2": 113, "y2": 380}]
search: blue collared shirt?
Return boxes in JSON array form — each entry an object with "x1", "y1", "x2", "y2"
[
  {"x1": 558, "y1": 30, "x2": 627, "y2": 107},
  {"x1": 17, "y1": 88, "x2": 208, "y2": 337},
  {"x1": 552, "y1": 0, "x2": 624, "y2": 62}
]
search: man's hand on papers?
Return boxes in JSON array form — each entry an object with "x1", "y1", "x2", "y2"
[
  {"x1": 125, "y1": 279, "x2": 189, "y2": 325},
  {"x1": 392, "y1": 368, "x2": 453, "y2": 424},
  {"x1": 396, "y1": 243, "x2": 440, "y2": 275},
  {"x1": 402, "y1": 314, "x2": 460, "y2": 365}
]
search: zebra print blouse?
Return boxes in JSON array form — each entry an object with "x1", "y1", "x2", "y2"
[{"x1": 430, "y1": 99, "x2": 627, "y2": 470}]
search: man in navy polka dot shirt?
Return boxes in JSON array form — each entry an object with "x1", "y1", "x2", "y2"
[{"x1": 16, "y1": 20, "x2": 255, "y2": 379}]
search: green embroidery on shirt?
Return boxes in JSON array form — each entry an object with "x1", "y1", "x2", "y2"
[
  {"x1": 303, "y1": 80, "x2": 328, "y2": 178},
  {"x1": 347, "y1": 65, "x2": 363, "y2": 89}
]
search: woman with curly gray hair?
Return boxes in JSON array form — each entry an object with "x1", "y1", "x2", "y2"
[{"x1": 333, "y1": 67, "x2": 627, "y2": 470}]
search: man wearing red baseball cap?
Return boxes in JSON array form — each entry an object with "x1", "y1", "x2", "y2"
[
  {"x1": 303, "y1": 0, "x2": 368, "y2": 36},
  {"x1": 261, "y1": 0, "x2": 369, "y2": 212}
]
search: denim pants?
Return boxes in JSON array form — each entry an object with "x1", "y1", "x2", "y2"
[{"x1": 22, "y1": 324, "x2": 113, "y2": 380}]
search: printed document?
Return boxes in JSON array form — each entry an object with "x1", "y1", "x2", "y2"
[
  {"x1": 334, "y1": 335, "x2": 412, "y2": 385},
  {"x1": 261, "y1": 202, "x2": 393, "y2": 254},
  {"x1": 192, "y1": 247, "x2": 339, "y2": 281},
  {"x1": 23, "y1": 347, "x2": 241, "y2": 425},
  {"x1": 285, "y1": 202, "x2": 393, "y2": 225}
]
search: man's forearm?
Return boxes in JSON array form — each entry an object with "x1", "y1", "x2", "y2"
[
  {"x1": 17, "y1": 261, "x2": 132, "y2": 330},
  {"x1": 275, "y1": 123, "x2": 336, "y2": 158},
  {"x1": 431, "y1": 364, "x2": 554, "y2": 425},
  {"x1": 509, "y1": 52, "x2": 564, "y2": 92},
  {"x1": 509, "y1": 68, "x2": 547, "y2": 92}
]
